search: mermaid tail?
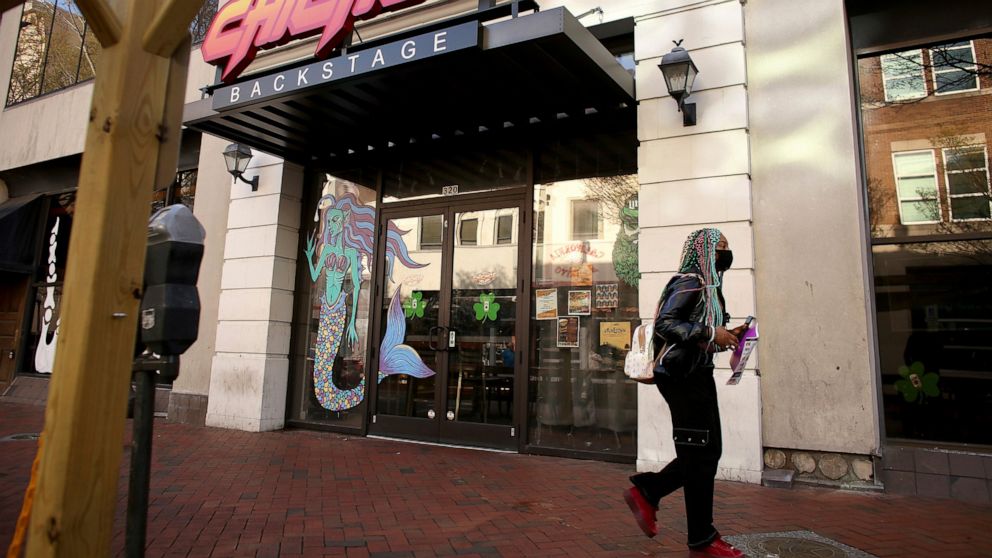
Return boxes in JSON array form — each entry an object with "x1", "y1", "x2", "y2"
[
  {"x1": 378, "y1": 290, "x2": 436, "y2": 381},
  {"x1": 314, "y1": 295, "x2": 366, "y2": 411}
]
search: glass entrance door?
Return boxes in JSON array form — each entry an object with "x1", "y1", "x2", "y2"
[{"x1": 370, "y1": 200, "x2": 523, "y2": 450}]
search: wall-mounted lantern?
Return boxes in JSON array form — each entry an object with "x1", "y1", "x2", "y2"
[
  {"x1": 222, "y1": 143, "x2": 259, "y2": 191},
  {"x1": 658, "y1": 40, "x2": 699, "y2": 126}
]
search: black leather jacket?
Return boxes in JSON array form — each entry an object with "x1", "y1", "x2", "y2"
[{"x1": 652, "y1": 274, "x2": 728, "y2": 378}]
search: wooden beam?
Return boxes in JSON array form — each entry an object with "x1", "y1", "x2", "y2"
[
  {"x1": 75, "y1": 0, "x2": 123, "y2": 47},
  {"x1": 143, "y1": 0, "x2": 205, "y2": 57},
  {"x1": 26, "y1": 0, "x2": 193, "y2": 555}
]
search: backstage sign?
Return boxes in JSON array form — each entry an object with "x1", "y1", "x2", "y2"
[{"x1": 211, "y1": 22, "x2": 478, "y2": 111}]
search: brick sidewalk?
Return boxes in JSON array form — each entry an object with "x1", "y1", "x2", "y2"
[{"x1": 1, "y1": 400, "x2": 989, "y2": 557}]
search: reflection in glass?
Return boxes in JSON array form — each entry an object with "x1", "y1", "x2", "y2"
[
  {"x1": 7, "y1": 1, "x2": 56, "y2": 104},
  {"x1": 859, "y1": 36, "x2": 992, "y2": 445},
  {"x1": 529, "y1": 175, "x2": 639, "y2": 456},
  {"x1": 447, "y1": 208, "x2": 519, "y2": 425}
]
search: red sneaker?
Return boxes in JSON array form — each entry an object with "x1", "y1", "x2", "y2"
[
  {"x1": 622, "y1": 486, "x2": 657, "y2": 538},
  {"x1": 689, "y1": 536, "x2": 744, "y2": 558}
]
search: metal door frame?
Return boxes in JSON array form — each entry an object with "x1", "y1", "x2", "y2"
[{"x1": 367, "y1": 190, "x2": 529, "y2": 451}]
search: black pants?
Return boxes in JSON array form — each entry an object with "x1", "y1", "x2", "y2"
[{"x1": 630, "y1": 368, "x2": 722, "y2": 548}]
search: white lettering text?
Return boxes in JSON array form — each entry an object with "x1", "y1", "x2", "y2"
[
  {"x1": 273, "y1": 75, "x2": 285, "y2": 91},
  {"x1": 401, "y1": 40, "x2": 416, "y2": 60},
  {"x1": 297, "y1": 68, "x2": 309, "y2": 86},
  {"x1": 322, "y1": 61, "x2": 334, "y2": 79},
  {"x1": 434, "y1": 31, "x2": 447, "y2": 53},
  {"x1": 371, "y1": 48, "x2": 385, "y2": 68}
]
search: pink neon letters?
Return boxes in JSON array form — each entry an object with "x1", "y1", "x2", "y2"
[{"x1": 202, "y1": 0, "x2": 427, "y2": 83}]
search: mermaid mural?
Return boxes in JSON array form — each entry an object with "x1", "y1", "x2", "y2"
[{"x1": 304, "y1": 192, "x2": 435, "y2": 411}]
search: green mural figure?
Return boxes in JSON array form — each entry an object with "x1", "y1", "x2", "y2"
[
  {"x1": 613, "y1": 195, "x2": 641, "y2": 287},
  {"x1": 474, "y1": 292, "x2": 500, "y2": 322}
]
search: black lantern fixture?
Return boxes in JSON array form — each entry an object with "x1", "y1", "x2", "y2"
[
  {"x1": 658, "y1": 40, "x2": 699, "y2": 126},
  {"x1": 222, "y1": 143, "x2": 259, "y2": 191}
]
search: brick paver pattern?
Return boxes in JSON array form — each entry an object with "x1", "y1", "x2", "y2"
[{"x1": 2, "y1": 401, "x2": 989, "y2": 557}]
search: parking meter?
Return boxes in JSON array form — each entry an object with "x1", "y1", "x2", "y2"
[{"x1": 139, "y1": 204, "x2": 205, "y2": 363}]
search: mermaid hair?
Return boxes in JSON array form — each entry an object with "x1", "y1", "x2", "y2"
[
  {"x1": 316, "y1": 193, "x2": 425, "y2": 277},
  {"x1": 663, "y1": 228, "x2": 725, "y2": 330}
]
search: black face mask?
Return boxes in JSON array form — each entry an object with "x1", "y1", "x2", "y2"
[{"x1": 715, "y1": 249, "x2": 734, "y2": 272}]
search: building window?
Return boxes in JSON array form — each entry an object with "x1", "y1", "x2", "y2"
[
  {"x1": 5, "y1": 1, "x2": 216, "y2": 106},
  {"x1": 496, "y1": 214, "x2": 514, "y2": 245},
  {"x1": 419, "y1": 215, "x2": 442, "y2": 250},
  {"x1": 943, "y1": 145, "x2": 991, "y2": 221},
  {"x1": 6, "y1": 1, "x2": 101, "y2": 106},
  {"x1": 458, "y1": 217, "x2": 478, "y2": 246},
  {"x1": 893, "y1": 150, "x2": 940, "y2": 224},
  {"x1": 571, "y1": 199, "x2": 600, "y2": 240},
  {"x1": 880, "y1": 50, "x2": 926, "y2": 102},
  {"x1": 150, "y1": 169, "x2": 198, "y2": 213},
  {"x1": 931, "y1": 41, "x2": 979, "y2": 96}
]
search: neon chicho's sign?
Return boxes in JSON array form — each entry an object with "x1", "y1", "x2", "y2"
[{"x1": 202, "y1": 0, "x2": 428, "y2": 83}]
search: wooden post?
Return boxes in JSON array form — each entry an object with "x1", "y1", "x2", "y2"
[{"x1": 27, "y1": 1, "x2": 204, "y2": 556}]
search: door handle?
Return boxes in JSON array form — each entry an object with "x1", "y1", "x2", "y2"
[{"x1": 428, "y1": 326, "x2": 441, "y2": 352}]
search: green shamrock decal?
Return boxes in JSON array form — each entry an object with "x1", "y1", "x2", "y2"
[
  {"x1": 473, "y1": 292, "x2": 500, "y2": 322},
  {"x1": 894, "y1": 361, "x2": 940, "y2": 403},
  {"x1": 403, "y1": 292, "x2": 426, "y2": 319}
]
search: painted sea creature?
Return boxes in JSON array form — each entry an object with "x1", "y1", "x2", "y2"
[{"x1": 304, "y1": 193, "x2": 430, "y2": 411}]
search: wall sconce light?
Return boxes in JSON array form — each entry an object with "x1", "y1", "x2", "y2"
[
  {"x1": 658, "y1": 40, "x2": 699, "y2": 126},
  {"x1": 222, "y1": 143, "x2": 259, "y2": 191}
]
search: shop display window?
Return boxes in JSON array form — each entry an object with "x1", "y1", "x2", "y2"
[
  {"x1": 860, "y1": 35, "x2": 992, "y2": 445},
  {"x1": 528, "y1": 173, "x2": 639, "y2": 456},
  {"x1": 288, "y1": 171, "x2": 378, "y2": 428}
]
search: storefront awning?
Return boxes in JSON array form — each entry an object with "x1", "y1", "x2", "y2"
[{"x1": 183, "y1": 6, "x2": 635, "y2": 167}]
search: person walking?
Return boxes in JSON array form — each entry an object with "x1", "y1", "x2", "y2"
[{"x1": 623, "y1": 228, "x2": 746, "y2": 558}]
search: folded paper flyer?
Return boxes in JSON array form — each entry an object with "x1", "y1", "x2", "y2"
[{"x1": 727, "y1": 322, "x2": 758, "y2": 386}]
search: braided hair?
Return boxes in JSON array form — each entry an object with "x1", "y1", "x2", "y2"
[{"x1": 661, "y1": 228, "x2": 725, "y2": 331}]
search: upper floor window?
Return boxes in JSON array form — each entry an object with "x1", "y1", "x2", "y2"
[
  {"x1": 6, "y1": 1, "x2": 101, "y2": 106},
  {"x1": 931, "y1": 41, "x2": 979, "y2": 95},
  {"x1": 943, "y1": 145, "x2": 991, "y2": 221},
  {"x1": 495, "y1": 213, "x2": 514, "y2": 245},
  {"x1": 570, "y1": 199, "x2": 601, "y2": 240},
  {"x1": 6, "y1": 1, "x2": 217, "y2": 107},
  {"x1": 892, "y1": 150, "x2": 940, "y2": 225},
  {"x1": 881, "y1": 50, "x2": 926, "y2": 102},
  {"x1": 419, "y1": 215, "x2": 442, "y2": 250},
  {"x1": 458, "y1": 217, "x2": 478, "y2": 246}
]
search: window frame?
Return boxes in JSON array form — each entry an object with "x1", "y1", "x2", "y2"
[
  {"x1": 942, "y1": 144, "x2": 991, "y2": 222},
  {"x1": 880, "y1": 49, "x2": 927, "y2": 102},
  {"x1": 930, "y1": 41, "x2": 979, "y2": 96},
  {"x1": 892, "y1": 149, "x2": 941, "y2": 225}
]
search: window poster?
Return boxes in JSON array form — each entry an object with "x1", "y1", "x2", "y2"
[
  {"x1": 557, "y1": 316, "x2": 580, "y2": 348},
  {"x1": 595, "y1": 283, "x2": 619, "y2": 309},
  {"x1": 567, "y1": 290, "x2": 592, "y2": 315},
  {"x1": 570, "y1": 263, "x2": 594, "y2": 286},
  {"x1": 535, "y1": 288, "x2": 558, "y2": 319},
  {"x1": 599, "y1": 321, "x2": 632, "y2": 351}
]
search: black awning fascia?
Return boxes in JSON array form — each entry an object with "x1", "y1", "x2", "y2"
[
  {"x1": 0, "y1": 193, "x2": 44, "y2": 273},
  {"x1": 184, "y1": 7, "x2": 636, "y2": 166}
]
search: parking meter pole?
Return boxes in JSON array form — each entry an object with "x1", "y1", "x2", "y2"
[
  {"x1": 126, "y1": 366, "x2": 155, "y2": 558},
  {"x1": 125, "y1": 355, "x2": 178, "y2": 558}
]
